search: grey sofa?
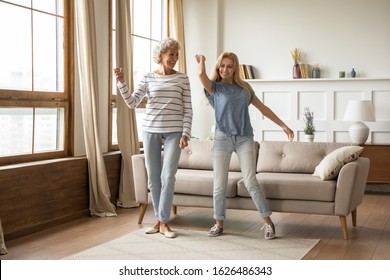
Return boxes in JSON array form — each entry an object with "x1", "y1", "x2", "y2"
[{"x1": 131, "y1": 139, "x2": 370, "y2": 240}]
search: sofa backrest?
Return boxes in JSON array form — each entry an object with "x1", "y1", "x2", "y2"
[
  {"x1": 256, "y1": 141, "x2": 348, "y2": 174},
  {"x1": 178, "y1": 138, "x2": 257, "y2": 171},
  {"x1": 178, "y1": 139, "x2": 213, "y2": 170}
]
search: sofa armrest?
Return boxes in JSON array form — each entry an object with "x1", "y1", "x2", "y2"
[
  {"x1": 334, "y1": 157, "x2": 370, "y2": 216},
  {"x1": 131, "y1": 154, "x2": 149, "y2": 204}
]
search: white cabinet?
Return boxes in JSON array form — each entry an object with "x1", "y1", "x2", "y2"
[{"x1": 247, "y1": 78, "x2": 390, "y2": 144}]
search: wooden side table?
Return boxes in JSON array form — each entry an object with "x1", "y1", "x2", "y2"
[{"x1": 361, "y1": 144, "x2": 390, "y2": 184}]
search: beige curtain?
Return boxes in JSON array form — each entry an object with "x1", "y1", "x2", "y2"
[
  {"x1": 75, "y1": 0, "x2": 116, "y2": 217},
  {"x1": 115, "y1": 0, "x2": 140, "y2": 208},
  {"x1": 167, "y1": 0, "x2": 186, "y2": 73}
]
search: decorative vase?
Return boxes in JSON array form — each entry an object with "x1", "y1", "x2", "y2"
[
  {"x1": 304, "y1": 134, "x2": 314, "y2": 142},
  {"x1": 293, "y1": 64, "x2": 301, "y2": 79},
  {"x1": 312, "y1": 67, "x2": 321, "y2": 78},
  {"x1": 351, "y1": 68, "x2": 356, "y2": 78}
]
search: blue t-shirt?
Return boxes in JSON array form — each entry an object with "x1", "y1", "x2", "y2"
[{"x1": 205, "y1": 81, "x2": 254, "y2": 136}]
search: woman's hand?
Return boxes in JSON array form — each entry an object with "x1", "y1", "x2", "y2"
[
  {"x1": 113, "y1": 67, "x2": 125, "y2": 83},
  {"x1": 195, "y1": 54, "x2": 205, "y2": 64},
  {"x1": 179, "y1": 136, "x2": 189, "y2": 149},
  {"x1": 283, "y1": 126, "x2": 295, "y2": 141},
  {"x1": 195, "y1": 54, "x2": 213, "y2": 94}
]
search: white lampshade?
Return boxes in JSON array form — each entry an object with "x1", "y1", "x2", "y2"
[
  {"x1": 343, "y1": 100, "x2": 376, "y2": 122},
  {"x1": 343, "y1": 100, "x2": 376, "y2": 145}
]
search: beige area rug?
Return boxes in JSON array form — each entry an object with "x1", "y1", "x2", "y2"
[{"x1": 65, "y1": 228, "x2": 319, "y2": 260}]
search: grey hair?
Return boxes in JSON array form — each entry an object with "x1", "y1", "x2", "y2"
[{"x1": 152, "y1": 38, "x2": 181, "y2": 64}]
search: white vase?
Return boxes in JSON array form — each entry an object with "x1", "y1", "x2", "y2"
[{"x1": 304, "y1": 134, "x2": 314, "y2": 142}]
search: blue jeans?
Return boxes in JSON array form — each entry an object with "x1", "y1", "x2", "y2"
[
  {"x1": 212, "y1": 129, "x2": 272, "y2": 221},
  {"x1": 143, "y1": 131, "x2": 182, "y2": 223}
]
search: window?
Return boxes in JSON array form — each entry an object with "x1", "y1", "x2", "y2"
[
  {"x1": 0, "y1": 0, "x2": 73, "y2": 165},
  {"x1": 109, "y1": 0, "x2": 165, "y2": 149}
]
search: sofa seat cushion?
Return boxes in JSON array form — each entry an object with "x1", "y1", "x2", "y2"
[
  {"x1": 237, "y1": 172, "x2": 336, "y2": 202},
  {"x1": 174, "y1": 169, "x2": 242, "y2": 198}
]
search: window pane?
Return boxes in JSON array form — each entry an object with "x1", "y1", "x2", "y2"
[
  {"x1": 0, "y1": 108, "x2": 33, "y2": 156},
  {"x1": 5, "y1": 0, "x2": 31, "y2": 8},
  {"x1": 33, "y1": 0, "x2": 64, "y2": 16},
  {"x1": 112, "y1": 30, "x2": 117, "y2": 95},
  {"x1": 112, "y1": 0, "x2": 116, "y2": 29},
  {"x1": 133, "y1": 0, "x2": 150, "y2": 38},
  {"x1": 112, "y1": 107, "x2": 118, "y2": 145},
  {"x1": 151, "y1": 0, "x2": 162, "y2": 40},
  {"x1": 151, "y1": 40, "x2": 160, "y2": 70},
  {"x1": 112, "y1": 108, "x2": 144, "y2": 142},
  {"x1": 34, "y1": 108, "x2": 64, "y2": 152},
  {"x1": 33, "y1": 12, "x2": 64, "y2": 92},
  {"x1": 133, "y1": 37, "x2": 151, "y2": 85},
  {"x1": 0, "y1": 3, "x2": 32, "y2": 90}
]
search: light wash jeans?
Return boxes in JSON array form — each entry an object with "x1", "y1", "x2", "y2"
[
  {"x1": 143, "y1": 131, "x2": 182, "y2": 223},
  {"x1": 212, "y1": 129, "x2": 272, "y2": 221}
]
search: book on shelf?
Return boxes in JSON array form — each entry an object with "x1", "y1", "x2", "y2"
[
  {"x1": 239, "y1": 64, "x2": 247, "y2": 79},
  {"x1": 239, "y1": 64, "x2": 256, "y2": 79},
  {"x1": 299, "y1": 63, "x2": 309, "y2": 78}
]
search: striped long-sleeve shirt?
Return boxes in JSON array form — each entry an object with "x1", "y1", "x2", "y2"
[{"x1": 117, "y1": 72, "x2": 193, "y2": 139}]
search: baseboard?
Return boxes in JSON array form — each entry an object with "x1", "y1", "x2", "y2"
[{"x1": 365, "y1": 184, "x2": 390, "y2": 195}]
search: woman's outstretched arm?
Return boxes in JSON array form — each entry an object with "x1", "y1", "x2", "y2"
[{"x1": 195, "y1": 54, "x2": 213, "y2": 95}]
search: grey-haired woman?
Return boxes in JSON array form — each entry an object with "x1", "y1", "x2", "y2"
[{"x1": 114, "y1": 38, "x2": 193, "y2": 238}]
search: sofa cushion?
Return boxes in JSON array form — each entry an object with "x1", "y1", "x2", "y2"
[
  {"x1": 237, "y1": 173, "x2": 337, "y2": 202},
  {"x1": 178, "y1": 139, "x2": 213, "y2": 170},
  {"x1": 178, "y1": 138, "x2": 253, "y2": 172},
  {"x1": 313, "y1": 145, "x2": 364, "y2": 180},
  {"x1": 256, "y1": 141, "x2": 347, "y2": 174},
  {"x1": 174, "y1": 169, "x2": 242, "y2": 198}
]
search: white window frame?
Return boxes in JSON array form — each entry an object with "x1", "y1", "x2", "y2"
[{"x1": 0, "y1": 0, "x2": 74, "y2": 166}]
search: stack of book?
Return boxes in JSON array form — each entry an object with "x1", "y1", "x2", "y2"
[
  {"x1": 239, "y1": 64, "x2": 256, "y2": 79},
  {"x1": 299, "y1": 63, "x2": 309, "y2": 78}
]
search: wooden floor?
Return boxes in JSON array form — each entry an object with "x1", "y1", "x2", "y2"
[{"x1": 1, "y1": 193, "x2": 389, "y2": 260}]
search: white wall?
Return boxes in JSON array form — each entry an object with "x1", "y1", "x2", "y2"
[
  {"x1": 220, "y1": 0, "x2": 390, "y2": 79},
  {"x1": 183, "y1": 0, "x2": 390, "y2": 140},
  {"x1": 183, "y1": 0, "x2": 219, "y2": 139}
]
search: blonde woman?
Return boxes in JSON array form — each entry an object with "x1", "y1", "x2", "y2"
[{"x1": 195, "y1": 52, "x2": 294, "y2": 239}]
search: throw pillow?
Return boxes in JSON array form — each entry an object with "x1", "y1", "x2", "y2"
[{"x1": 313, "y1": 146, "x2": 364, "y2": 180}]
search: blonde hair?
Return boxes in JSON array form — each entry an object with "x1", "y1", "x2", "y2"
[
  {"x1": 210, "y1": 52, "x2": 255, "y2": 101},
  {"x1": 152, "y1": 38, "x2": 181, "y2": 64}
]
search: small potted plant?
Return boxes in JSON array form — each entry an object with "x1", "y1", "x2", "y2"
[{"x1": 303, "y1": 107, "x2": 315, "y2": 142}]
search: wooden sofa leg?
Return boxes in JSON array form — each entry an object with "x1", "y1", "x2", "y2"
[
  {"x1": 172, "y1": 205, "x2": 177, "y2": 215},
  {"x1": 351, "y1": 209, "x2": 357, "y2": 227},
  {"x1": 138, "y1": 204, "x2": 148, "y2": 224},
  {"x1": 339, "y1": 216, "x2": 349, "y2": 240}
]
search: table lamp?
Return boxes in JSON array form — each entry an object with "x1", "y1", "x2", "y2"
[{"x1": 343, "y1": 100, "x2": 376, "y2": 145}]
